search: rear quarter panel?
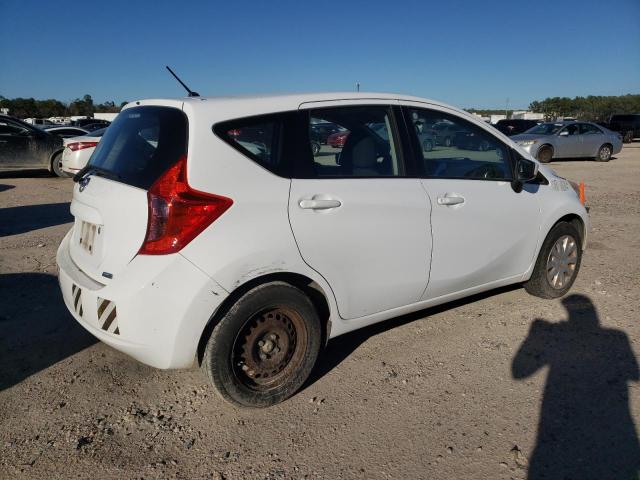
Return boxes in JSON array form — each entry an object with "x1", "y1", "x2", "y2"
[{"x1": 178, "y1": 103, "x2": 337, "y2": 308}]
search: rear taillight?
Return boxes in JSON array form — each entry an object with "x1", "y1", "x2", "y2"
[
  {"x1": 138, "y1": 155, "x2": 233, "y2": 255},
  {"x1": 68, "y1": 141, "x2": 98, "y2": 151}
]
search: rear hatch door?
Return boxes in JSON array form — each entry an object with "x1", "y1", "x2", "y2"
[{"x1": 68, "y1": 104, "x2": 187, "y2": 283}]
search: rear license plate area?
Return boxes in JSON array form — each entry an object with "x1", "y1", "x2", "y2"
[{"x1": 79, "y1": 221, "x2": 99, "y2": 254}]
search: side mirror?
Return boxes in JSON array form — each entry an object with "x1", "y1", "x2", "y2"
[
  {"x1": 517, "y1": 157, "x2": 538, "y2": 182},
  {"x1": 511, "y1": 156, "x2": 539, "y2": 192},
  {"x1": 559, "y1": 130, "x2": 569, "y2": 136}
]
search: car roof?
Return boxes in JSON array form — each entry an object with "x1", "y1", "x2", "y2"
[{"x1": 125, "y1": 92, "x2": 469, "y2": 121}]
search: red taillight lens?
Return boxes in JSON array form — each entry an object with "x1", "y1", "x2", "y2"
[
  {"x1": 68, "y1": 141, "x2": 98, "y2": 151},
  {"x1": 138, "y1": 155, "x2": 233, "y2": 255}
]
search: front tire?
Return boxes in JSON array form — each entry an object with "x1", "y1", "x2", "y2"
[
  {"x1": 524, "y1": 222, "x2": 582, "y2": 299},
  {"x1": 202, "y1": 282, "x2": 321, "y2": 408},
  {"x1": 536, "y1": 145, "x2": 553, "y2": 163},
  {"x1": 596, "y1": 144, "x2": 612, "y2": 162},
  {"x1": 422, "y1": 139, "x2": 433, "y2": 152}
]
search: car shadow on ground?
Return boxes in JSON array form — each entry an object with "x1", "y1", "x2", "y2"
[
  {"x1": 305, "y1": 284, "x2": 520, "y2": 390},
  {"x1": 0, "y1": 202, "x2": 72, "y2": 237},
  {"x1": 0, "y1": 169, "x2": 55, "y2": 179},
  {"x1": 0, "y1": 272, "x2": 97, "y2": 392},
  {"x1": 0, "y1": 184, "x2": 16, "y2": 193},
  {"x1": 512, "y1": 294, "x2": 639, "y2": 478}
]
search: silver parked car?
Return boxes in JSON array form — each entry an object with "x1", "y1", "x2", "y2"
[{"x1": 512, "y1": 121, "x2": 623, "y2": 163}]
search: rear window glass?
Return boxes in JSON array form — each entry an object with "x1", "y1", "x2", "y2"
[{"x1": 87, "y1": 106, "x2": 187, "y2": 189}]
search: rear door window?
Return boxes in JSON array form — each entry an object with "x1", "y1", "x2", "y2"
[
  {"x1": 303, "y1": 105, "x2": 403, "y2": 178},
  {"x1": 579, "y1": 123, "x2": 602, "y2": 135},
  {"x1": 87, "y1": 106, "x2": 187, "y2": 190}
]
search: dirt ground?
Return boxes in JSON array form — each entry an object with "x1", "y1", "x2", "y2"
[{"x1": 1, "y1": 145, "x2": 639, "y2": 479}]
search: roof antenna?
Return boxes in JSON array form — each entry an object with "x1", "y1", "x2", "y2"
[
  {"x1": 165, "y1": 66, "x2": 200, "y2": 97},
  {"x1": 356, "y1": 82, "x2": 360, "y2": 92}
]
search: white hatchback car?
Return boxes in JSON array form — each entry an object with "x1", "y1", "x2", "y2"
[
  {"x1": 60, "y1": 128, "x2": 107, "y2": 174},
  {"x1": 57, "y1": 93, "x2": 589, "y2": 407}
]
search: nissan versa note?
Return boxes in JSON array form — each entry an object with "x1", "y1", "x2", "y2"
[{"x1": 57, "y1": 93, "x2": 589, "y2": 407}]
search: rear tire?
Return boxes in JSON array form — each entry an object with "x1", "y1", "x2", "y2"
[
  {"x1": 623, "y1": 131, "x2": 633, "y2": 143},
  {"x1": 51, "y1": 152, "x2": 69, "y2": 177},
  {"x1": 595, "y1": 144, "x2": 612, "y2": 162},
  {"x1": 536, "y1": 145, "x2": 553, "y2": 163},
  {"x1": 202, "y1": 282, "x2": 321, "y2": 408},
  {"x1": 524, "y1": 222, "x2": 582, "y2": 299},
  {"x1": 422, "y1": 139, "x2": 433, "y2": 152}
]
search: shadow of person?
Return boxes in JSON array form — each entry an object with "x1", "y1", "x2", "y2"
[{"x1": 513, "y1": 294, "x2": 639, "y2": 479}]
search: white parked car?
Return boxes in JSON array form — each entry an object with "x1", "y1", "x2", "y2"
[
  {"x1": 56, "y1": 93, "x2": 589, "y2": 407},
  {"x1": 60, "y1": 128, "x2": 107, "y2": 174}
]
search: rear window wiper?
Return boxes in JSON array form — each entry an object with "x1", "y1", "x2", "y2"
[{"x1": 73, "y1": 165, "x2": 122, "y2": 183}]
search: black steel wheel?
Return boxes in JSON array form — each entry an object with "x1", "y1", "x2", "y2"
[{"x1": 202, "y1": 282, "x2": 321, "y2": 407}]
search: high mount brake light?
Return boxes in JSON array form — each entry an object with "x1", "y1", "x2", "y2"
[{"x1": 138, "y1": 155, "x2": 233, "y2": 255}]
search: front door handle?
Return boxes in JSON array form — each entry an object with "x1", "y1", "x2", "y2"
[
  {"x1": 437, "y1": 194, "x2": 465, "y2": 206},
  {"x1": 299, "y1": 198, "x2": 342, "y2": 210}
]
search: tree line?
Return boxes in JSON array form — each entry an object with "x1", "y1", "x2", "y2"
[
  {"x1": 468, "y1": 94, "x2": 639, "y2": 121},
  {"x1": 2, "y1": 93, "x2": 638, "y2": 121},
  {"x1": 529, "y1": 94, "x2": 640, "y2": 121},
  {"x1": 0, "y1": 94, "x2": 126, "y2": 118}
]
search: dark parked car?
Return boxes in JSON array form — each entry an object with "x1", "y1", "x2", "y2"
[
  {"x1": 71, "y1": 118, "x2": 111, "y2": 128},
  {"x1": 0, "y1": 115, "x2": 66, "y2": 176},
  {"x1": 605, "y1": 114, "x2": 640, "y2": 143},
  {"x1": 310, "y1": 122, "x2": 343, "y2": 144},
  {"x1": 431, "y1": 121, "x2": 459, "y2": 146},
  {"x1": 455, "y1": 130, "x2": 494, "y2": 151},
  {"x1": 494, "y1": 119, "x2": 542, "y2": 136},
  {"x1": 82, "y1": 122, "x2": 111, "y2": 132}
]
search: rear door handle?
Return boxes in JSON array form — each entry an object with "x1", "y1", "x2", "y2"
[
  {"x1": 437, "y1": 194, "x2": 465, "y2": 206},
  {"x1": 299, "y1": 198, "x2": 342, "y2": 210}
]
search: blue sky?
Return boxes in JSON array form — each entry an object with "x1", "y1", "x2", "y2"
[{"x1": 1, "y1": 0, "x2": 638, "y2": 109}]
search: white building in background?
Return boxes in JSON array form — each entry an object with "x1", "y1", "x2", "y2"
[
  {"x1": 511, "y1": 111, "x2": 544, "y2": 120},
  {"x1": 94, "y1": 112, "x2": 118, "y2": 122},
  {"x1": 470, "y1": 112, "x2": 491, "y2": 123},
  {"x1": 490, "y1": 114, "x2": 507, "y2": 124},
  {"x1": 0, "y1": 107, "x2": 9, "y2": 115}
]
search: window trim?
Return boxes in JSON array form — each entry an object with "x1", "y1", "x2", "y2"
[
  {"x1": 400, "y1": 105, "x2": 515, "y2": 182},
  {"x1": 295, "y1": 104, "x2": 410, "y2": 179}
]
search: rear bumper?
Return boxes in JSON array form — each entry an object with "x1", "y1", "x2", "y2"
[{"x1": 56, "y1": 230, "x2": 229, "y2": 369}]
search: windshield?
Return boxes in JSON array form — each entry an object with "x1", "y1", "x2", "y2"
[
  {"x1": 525, "y1": 123, "x2": 564, "y2": 135},
  {"x1": 87, "y1": 106, "x2": 187, "y2": 189}
]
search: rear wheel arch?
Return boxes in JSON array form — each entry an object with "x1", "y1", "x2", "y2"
[{"x1": 196, "y1": 272, "x2": 331, "y2": 366}]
